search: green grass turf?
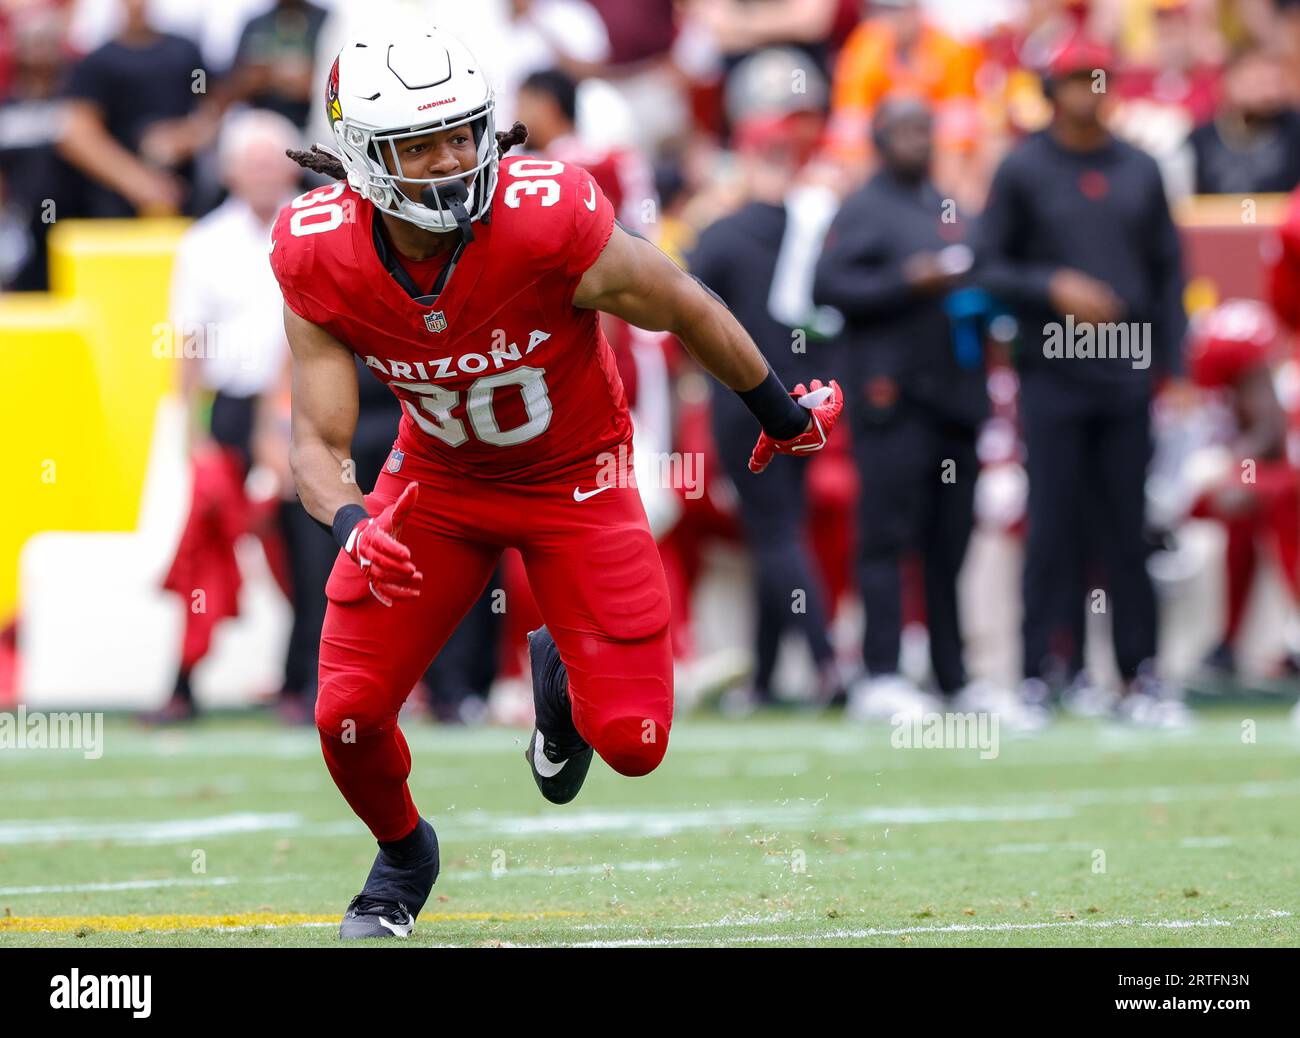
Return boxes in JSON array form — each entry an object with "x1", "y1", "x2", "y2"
[{"x1": 0, "y1": 706, "x2": 1297, "y2": 947}]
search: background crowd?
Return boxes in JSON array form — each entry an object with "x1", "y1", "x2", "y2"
[{"x1": 3, "y1": 0, "x2": 1300, "y2": 730}]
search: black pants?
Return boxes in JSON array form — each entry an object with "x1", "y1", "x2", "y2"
[
  {"x1": 210, "y1": 391, "x2": 256, "y2": 468},
  {"x1": 279, "y1": 498, "x2": 336, "y2": 698},
  {"x1": 421, "y1": 574, "x2": 503, "y2": 716},
  {"x1": 1019, "y1": 371, "x2": 1156, "y2": 681},
  {"x1": 715, "y1": 408, "x2": 834, "y2": 697},
  {"x1": 852, "y1": 402, "x2": 977, "y2": 694}
]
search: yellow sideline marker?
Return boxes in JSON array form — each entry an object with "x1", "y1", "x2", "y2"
[{"x1": 0, "y1": 911, "x2": 584, "y2": 933}]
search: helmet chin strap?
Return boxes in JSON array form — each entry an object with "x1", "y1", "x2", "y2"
[{"x1": 420, "y1": 180, "x2": 475, "y2": 243}]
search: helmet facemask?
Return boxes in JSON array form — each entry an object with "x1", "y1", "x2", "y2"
[{"x1": 333, "y1": 99, "x2": 498, "y2": 233}]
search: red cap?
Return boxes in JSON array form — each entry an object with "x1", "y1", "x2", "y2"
[
  {"x1": 1047, "y1": 37, "x2": 1115, "y2": 79},
  {"x1": 1188, "y1": 299, "x2": 1279, "y2": 388},
  {"x1": 733, "y1": 110, "x2": 824, "y2": 164}
]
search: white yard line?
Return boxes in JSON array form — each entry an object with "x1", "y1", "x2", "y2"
[
  {"x1": 0, "y1": 813, "x2": 300, "y2": 845},
  {"x1": 444, "y1": 860, "x2": 681, "y2": 882},
  {"x1": 0, "y1": 875, "x2": 307, "y2": 896},
  {"x1": 554, "y1": 910, "x2": 1295, "y2": 947},
  {"x1": 0, "y1": 777, "x2": 247, "y2": 800}
]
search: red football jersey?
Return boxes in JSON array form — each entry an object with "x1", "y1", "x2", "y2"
[{"x1": 269, "y1": 157, "x2": 630, "y2": 481}]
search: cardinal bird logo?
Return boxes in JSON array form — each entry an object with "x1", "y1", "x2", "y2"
[{"x1": 326, "y1": 57, "x2": 342, "y2": 126}]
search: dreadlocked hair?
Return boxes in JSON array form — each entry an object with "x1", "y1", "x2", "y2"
[{"x1": 286, "y1": 122, "x2": 530, "y2": 181}]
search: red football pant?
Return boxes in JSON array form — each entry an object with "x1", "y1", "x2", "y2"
[
  {"x1": 315, "y1": 446, "x2": 674, "y2": 842},
  {"x1": 1190, "y1": 463, "x2": 1300, "y2": 641}
]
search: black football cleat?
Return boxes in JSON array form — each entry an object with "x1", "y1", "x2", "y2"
[
  {"x1": 339, "y1": 894, "x2": 415, "y2": 939},
  {"x1": 525, "y1": 626, "x2": 593, "y2": 805},
  {"x1": 339, "y1": 816, "x2": 439, "y2": 940}
]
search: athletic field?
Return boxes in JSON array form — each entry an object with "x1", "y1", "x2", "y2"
[{"x1": 1, "y1": 708, "x2": 1296, "y2": 947}]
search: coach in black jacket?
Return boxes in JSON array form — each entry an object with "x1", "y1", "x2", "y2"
[
  {"x1": 814, "y1": 96, "x2": 992, "y2": 720},
  {"x1": 975, "y1": 39, "x2": 1189, "y2": 722}
]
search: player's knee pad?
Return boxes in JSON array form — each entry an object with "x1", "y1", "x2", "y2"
[
  {"x1": 591, "y1": 711, "x2": 670, "y2": 777},
  {"x1": 314, "y1": 679, "x2": 398, "y2": 742}
]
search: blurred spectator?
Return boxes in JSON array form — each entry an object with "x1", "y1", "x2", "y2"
[
  {"x1": 493, "y1": 0, "x2": 612, "y2": 127},
  {"x1": 150, "y1": 108, "x2": 304, "y2": 722},
  {"x1": 516, "y1": 67, "x2": 657, "y2": 228},
  {"x1": 687, "y1": 50, "x2": 841, "y2": 713},
  {"x1": 723, "y1": 42, "x2": 829, "y2": 145},
  {"x1": 1185, "y1": 44, "x2": 1300, "y2": 195},
  {"x1": 1111, "y1": 0, "x2": 1224, "y2": 197},
  {"x1": 975, "y1": 37, "x2": 1190, "y2": 724},
  {"x1": 57, "y1": 0, "x2": 217, "y2": 217},
  {"x1": 812, "y1": 95, "x2": 1032, "y2": 725},
  {"x1": 1115, "y1": 0, "x2": 1222, "y2": 127},
  {"x1": 1267, "y1": 181, "x2": 1300, "y2": 329},
  {"x1": 227, "y1": 0, "x2": 328, "y2": 130},
  {"x1": 686, "y1": 0, "x2": 841, "y2": 80},
  {"x1": 0, "y1": 6, "x2": 74, "y2": 291},
  {"x1": 67, "y1": 0, "x2": 273, "y2": 72},
  {"x1": 975, "y1": 0, "x2": 1099, "y2": 146},
  {"x1": 1283, "y1": 0, "x2": 1300, "y2": 66},
  {"x1": 828, "y1": 0, "x2": 982, "y2": 192},
  {"x1": 583, "y1": 0, "x2": 687, "y2": 152},
  {"x1": 1184, "y1": 300, "x2": 1299, "y2": 678}
]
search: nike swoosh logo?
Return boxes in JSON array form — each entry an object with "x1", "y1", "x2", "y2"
[
  {"x1": 573, "y1": 485, "x2": 612, "y2": 502},
  {"x1": 377, "y1": 915, "x2": 414, "y2": 937},
  {"x1": 584, "y1": 181, "x2": 597, "y2": 212},
  {"x1": 533, "y1": 730, "x2": 567, "y2": 778}
]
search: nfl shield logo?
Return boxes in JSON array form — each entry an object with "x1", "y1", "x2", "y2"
[
  {"x1": 386, "y1": 450, "x2": 404, "y2": 474},
  {"x1": 424, "y1": 310, "x2": 447, "y2": 334}
]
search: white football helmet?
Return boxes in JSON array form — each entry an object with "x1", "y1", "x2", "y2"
[{"x1": 325, "y1": 28, "x2": 497, "y2": 232}]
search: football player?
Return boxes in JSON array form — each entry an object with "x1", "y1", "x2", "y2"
[
  {"x1": 270, "y1": 27, "x2": 843, "y2": 939},
  {"x1": 1186, "y1": 300, "x2": 1299, "y2": 682}
]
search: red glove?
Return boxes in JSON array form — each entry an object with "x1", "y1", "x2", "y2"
[
  {"x1": 748, "y1": 379, "x2": 844, "y2": 474},
  {"x1": 344, "y1": 482, "x2": 423, "y2": 606}
]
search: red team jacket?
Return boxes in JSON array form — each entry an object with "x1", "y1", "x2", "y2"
[{"x1": 269, "y1": 157, "x2": 631, "y2": 483}]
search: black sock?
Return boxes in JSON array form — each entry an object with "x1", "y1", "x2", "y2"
[
  {"x1": 378, "y1": 818, "x2": 432, "y2": 865},
  {"x1": 172, "y1": 667, "x2": 194, "y2": 704}
]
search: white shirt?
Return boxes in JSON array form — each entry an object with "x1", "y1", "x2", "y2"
[
  {"x1": 493, "y1": 0, "x2": 612, "y2": 126},
  {"x1": 168, "y1": 196, "x2": 289, "y2": 397}
]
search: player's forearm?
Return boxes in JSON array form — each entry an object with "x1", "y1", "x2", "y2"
[
  {"x1": 289, "y1": 436, "x2": 365, "y2": 528},
  {"x1": 671, "y1": 289, "x2": 813, "y2": 441},
  {"x1": 669, "y1": 288, "x2": 769, "y2": 392}
]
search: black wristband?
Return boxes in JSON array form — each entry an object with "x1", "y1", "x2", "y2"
[
  {"x1": 736, "y1": 369, "x2": 808, "y2": 441},
  {"x1": 331, "y1": 503, "x2": 370, "y2": 551}
]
